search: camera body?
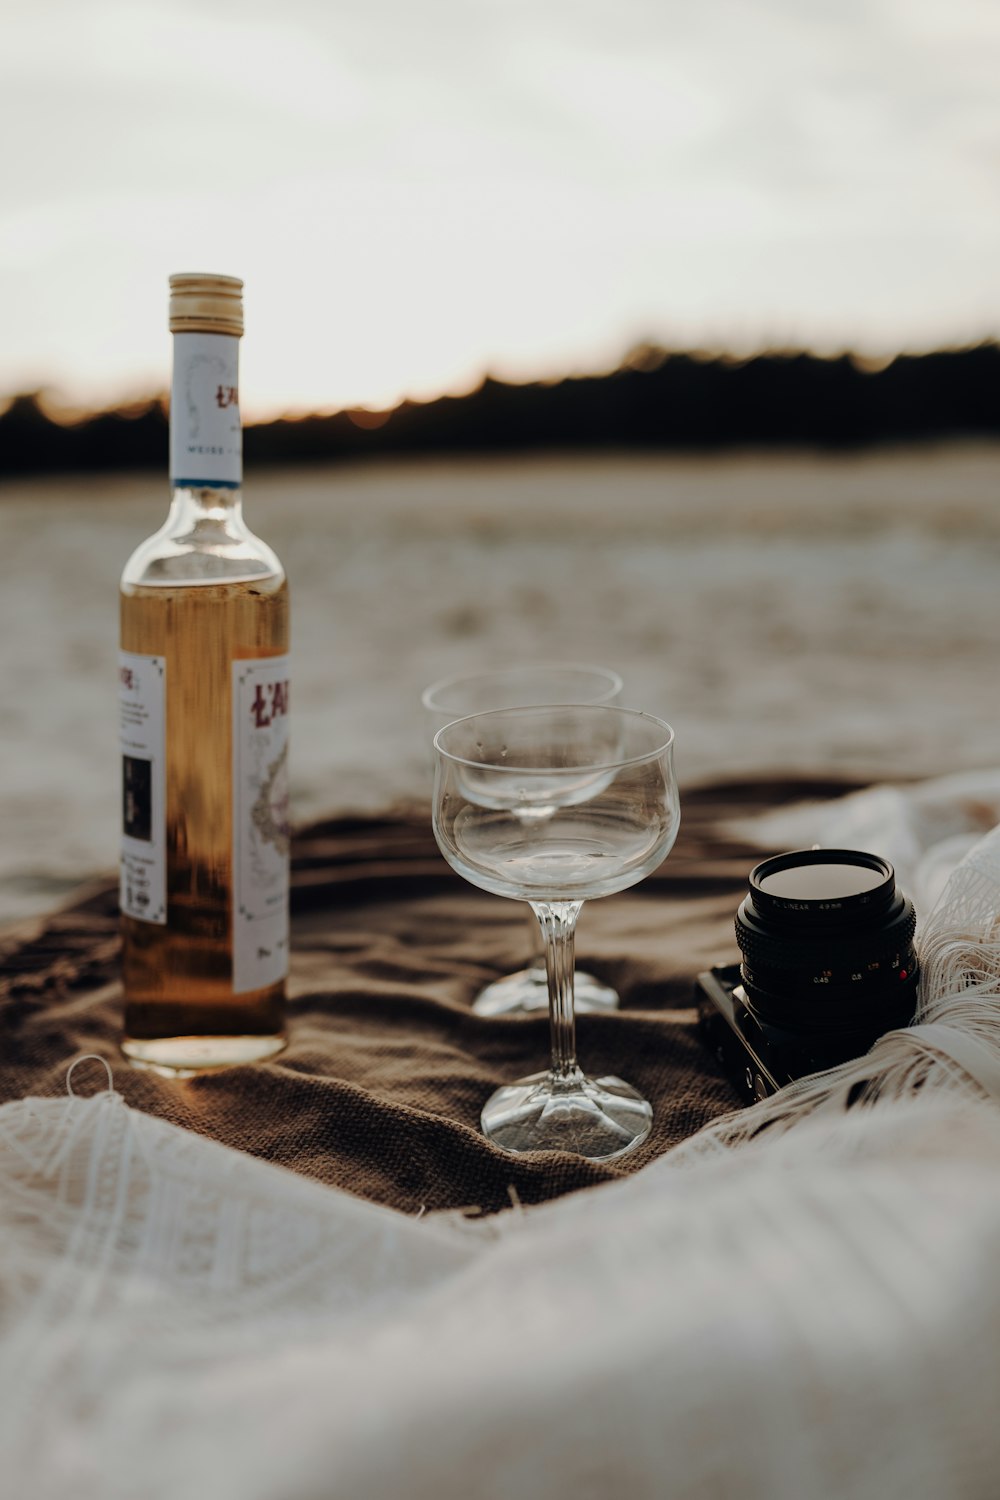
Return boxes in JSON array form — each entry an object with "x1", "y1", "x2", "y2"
[
  {"x1": 697, "y1": 963, "x2": 832, "y2": 1105},
  {"x1": 698, "y1": 848, "x2": 919, "y2": 1106}
]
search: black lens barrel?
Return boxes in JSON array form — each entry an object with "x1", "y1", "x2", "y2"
[{"x1": 735, "y1": 847, "x2": 918, "y2": 1038}]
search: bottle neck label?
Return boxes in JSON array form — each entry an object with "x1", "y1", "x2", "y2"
[{"x1": 170, "y1": 331, "x2": 242, "y2": 489}]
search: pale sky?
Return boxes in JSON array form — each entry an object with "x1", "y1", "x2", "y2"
[{"x1": 2, "y1": 0, "x2": 999, "y2": 418}]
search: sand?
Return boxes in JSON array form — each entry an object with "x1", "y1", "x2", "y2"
[{"x1": 2, "y1": 442, "x2": 999, "y2": 920}]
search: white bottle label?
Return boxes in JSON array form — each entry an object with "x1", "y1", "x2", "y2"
[
  {"x1": 170, "y1": 331, "x2": 242, "y2": 489},
  {"x1": 119, "y1": 651, "x2": 167, "y2": 924},
  {"x1": 232, "y1": 656, "x2": 290, "y2": 994}
]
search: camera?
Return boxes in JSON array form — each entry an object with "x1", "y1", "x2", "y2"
[{"x1": 697, "y1": 848, "x2": 919, "y2": 1105}]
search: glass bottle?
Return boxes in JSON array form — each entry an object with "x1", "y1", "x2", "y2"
[{"x1": 119, "y1": 273, "x2": 289, "y2": 1074}]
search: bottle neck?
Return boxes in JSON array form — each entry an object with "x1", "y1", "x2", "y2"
[
  {"x1": 169, "y1": 330, "x2": 243, "y2": 493},
  {"x1": 165, "y1": 483, "x2": 244, "y2": 533}
]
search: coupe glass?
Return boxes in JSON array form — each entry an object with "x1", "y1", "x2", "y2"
[
  {"x1": 422, "y1": 664, "x2": 624, "y2": 1017},
  {"x1": 433, "y1": 704, "x2": 679, "y2": 1160}
]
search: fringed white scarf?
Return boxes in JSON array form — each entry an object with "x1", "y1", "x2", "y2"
[{"x1": 4, "y1": 781, "x2": 1000, "y2": 1499}]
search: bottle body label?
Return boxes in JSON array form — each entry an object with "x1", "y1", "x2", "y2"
[
  {"x1": 119, "y1": 651, "x2": 167, "y2": 924},
  {"x1": 170, "y1": 331, "x2": 241, "y2": 489},
  {"x1": 233, "y1": 655, "x2": 291, "y2": 994}
]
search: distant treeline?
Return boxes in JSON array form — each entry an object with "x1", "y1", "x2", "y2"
[{"x1": 2, "y1": 344, "x2": 999, "y2": 477}]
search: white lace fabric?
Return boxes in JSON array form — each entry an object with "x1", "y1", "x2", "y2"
[{"x1": 5, "y1": 792, "x2": 1000, "y2": 1499}]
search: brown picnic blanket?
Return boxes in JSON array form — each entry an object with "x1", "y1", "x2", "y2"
[{"x1": 0, "y1": 777, "x2": 860, "y2": 1216}]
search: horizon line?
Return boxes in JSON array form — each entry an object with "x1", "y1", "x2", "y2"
[{"x1": 3, "y1": 336, "x2": 999, "y2": 431}]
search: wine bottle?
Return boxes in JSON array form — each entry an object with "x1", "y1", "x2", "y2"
[{"x1": 119, "y1": 273, "x2": 289, "y2": 1074}]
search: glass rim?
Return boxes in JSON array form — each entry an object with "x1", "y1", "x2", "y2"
[
  {"x1": 433, "y1": 703, "x2": 675, "y2": 773},
  {"x1": 421, "y1": 661, "x2": 624, "y2": 714}
]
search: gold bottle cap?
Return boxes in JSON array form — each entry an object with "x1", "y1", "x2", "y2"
[{"x1": 168, "y1": 273, "x2": 244, "y2": 336}]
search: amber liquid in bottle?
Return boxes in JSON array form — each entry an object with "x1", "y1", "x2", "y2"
[
  {"x1": 120, "y1": 273, "x2": 289, "y2": 1075},
  {"x1": 121, "y1": 576, "x2": 288, "y2": 1070}
]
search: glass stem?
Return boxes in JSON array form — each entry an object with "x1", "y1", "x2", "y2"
[
  {"x1": 525, "y1": 906, "x2": 546, "y2": 979},
  {"x1": 531, "y1": 900, "x2": 584, "y2": 1083}
]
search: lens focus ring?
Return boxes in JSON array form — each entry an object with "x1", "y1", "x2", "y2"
[{"x1": 735, "y1": 902, "x2": 916, "y2": 974}]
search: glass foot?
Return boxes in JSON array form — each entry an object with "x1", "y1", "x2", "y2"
[
  {"x1": 481, "y1": 1070, "x2": 652, "y2": 1160},
  {"x1": 472, "y1": 967, "x2": 619, "y2": 1018}
]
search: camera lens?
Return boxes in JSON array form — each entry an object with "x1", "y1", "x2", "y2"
[{"x1": 734, "y1": 848, "x2": 918, "y2": 1060}]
